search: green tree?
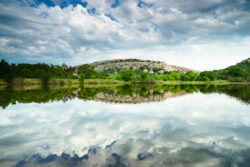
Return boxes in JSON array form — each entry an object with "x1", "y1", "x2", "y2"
[
  {"x1": 181, "y1": 74, "x2": 188, "y2": 81},
  {"x1": 21, "y1": 69, "x2": 33, "y2": 78},
  {"x1": 199, "y1": 71, "x2": 217, "y2": 81},
  {"x1": 77, "y1": 65, "x2": 98, "y2": 79},
  {"x1": 163, "y1": 75, "x2": 175, "y2": 81},
  {"x1": 118, "y1": 69, "x2": 135, "y2": 81},
  {"x1": 153, "y1": 74, "x2": 162, "y2": 80},
  {"x1": 197, "y1": 75, "x2": 209, "y2": 81},
  {"x1": 0, "y1": 59, "x2": 14, "y2": 84},
  {"x1": 169, "y1": 71, "x2": 181, "y2": 80},
  {"x1": 140, "y1": 72, "x2": 149, "y2": 81},
  {"x1": 227, "y1": 66, "x2": 247, "y2": 78},
  {"x1": 185, "y1": 71, "x2": 198, "y2": 81}
]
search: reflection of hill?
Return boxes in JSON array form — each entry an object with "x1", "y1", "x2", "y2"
[
  {"x1": 77, "y1": 85, "x2": 191, "y2": 103},
  {"x1": 93, "y1": 90, "x2": 186, "y2": 103}
]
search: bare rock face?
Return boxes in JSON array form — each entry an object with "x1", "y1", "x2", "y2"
[
  {"x1": 90, "y1": 59, "x2": 192, "y2": 73},
  {"x1": 73, "y1": 59, "x2": 195, "y2": 74}
]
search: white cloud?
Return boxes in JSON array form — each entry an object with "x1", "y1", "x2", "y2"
[
  {"x1": 96, "y1": 38, "x2": 250, "y2": 70},
  {"x1": 0, "y1": 0, "x2": 249, "y2": 69}
]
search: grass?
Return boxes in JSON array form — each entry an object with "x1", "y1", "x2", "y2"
[
  {"x1": 84, "y1": 79, "x2": 125, "y2": 84},
  {"x1": 84, "y1": 79, "x2": 125, "y2": 88},
  {"x1": 84, "y1": 83, "x2": 124, "y2": 88},
  {"x1": 83, "y1": 79, "x2": 249, "y2": 86},
  {"x1": 0, "y1": 78, "x2": 81, "y2": 89},
  {"x1": 12, "y1": 84, "x2": 42, "y2": 91},
  {"x1": 13, "y1": 78, "x2": 42, "y2": 85},
  {"x1": 153, "y1": 80, "x2": 231, "y2": 85},
  {"x1": 132, "y1": 80, "x2": 250, "y2": 85}
]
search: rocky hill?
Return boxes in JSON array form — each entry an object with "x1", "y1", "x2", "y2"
[{"x1": 72, "y1": 59, "x2": 194, "y2": 74}]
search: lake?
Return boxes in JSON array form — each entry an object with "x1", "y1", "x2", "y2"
[{"x1": 0, "y1": 84, "x2": 249, "y2": 167}]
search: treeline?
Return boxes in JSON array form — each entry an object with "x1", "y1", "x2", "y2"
[
  {"x1": 1, "y1": 58, "x2": 249, "y2": 84},
  {"x1": 0, "y1": 59, "x2": 77, "y2": 84}
]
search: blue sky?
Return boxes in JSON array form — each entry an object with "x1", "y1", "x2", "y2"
[{"x1": 0, "y1": 0, "x2": 250, "y2": 70}]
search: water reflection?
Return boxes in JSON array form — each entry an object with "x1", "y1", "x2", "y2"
[
  {"x1": 0, "y1": 84, "x2": 249, "y2": 109},
  {"x1": 0, "y1": 84, "x2": 249, "y2": 167}
]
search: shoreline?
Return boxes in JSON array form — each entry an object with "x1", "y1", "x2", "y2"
[{"x1": 0, "y1": 78, "x2": 249, "y2": 89}]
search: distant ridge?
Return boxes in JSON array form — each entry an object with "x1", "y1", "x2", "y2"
[{"x1": 73, "y1": 59, "x2": 195, "y2": 74}]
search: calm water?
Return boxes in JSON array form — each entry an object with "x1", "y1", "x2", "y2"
[{"x1": 0, "y1": 84, "x2": 249, "y2": 167}]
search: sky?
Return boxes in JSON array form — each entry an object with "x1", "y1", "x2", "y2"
[{"x1": 0, "y1": 0, "x2": 250, "y2": 70}]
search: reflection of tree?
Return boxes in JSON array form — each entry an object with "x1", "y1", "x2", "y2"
[
  {"x1": 217, "y1": 85, "x2": 250, "y2": 104},
  {"x1": 116, "y1": 84, "x2": 135, "y2": 97},
  {"x1": 198, "y1": 84, "x2": 217, "y2": 93},
  {"x1": 78, "y1": 87, "x2": 102, "y2": 100},
  {"x1": 0, "y1": 88, "x2": 78, "y2": 109},
  {"x1": 139, "y1": 86, "x2": 149, "y2": 96},
  {"x1": 0, "y1": 84, "x2": 249, "y2": 108},
  {"x1": 0, "y1": 87, "x2": 15, "y2": 109}
]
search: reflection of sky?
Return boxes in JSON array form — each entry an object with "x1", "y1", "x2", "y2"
[{"x1": 0, "y1": 93, "x2": 250, "y2": 166}]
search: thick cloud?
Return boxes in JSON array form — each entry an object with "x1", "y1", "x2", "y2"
[{"x1": 0, "y1": 0, "x2": 249, "y2": 70}]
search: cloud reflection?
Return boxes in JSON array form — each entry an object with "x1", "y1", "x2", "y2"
[{"x1": 0, "y1": 92, "x2": 249, "y2": 166}]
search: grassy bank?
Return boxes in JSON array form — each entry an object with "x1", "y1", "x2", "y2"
[
  {"x1": 84, "y1": 79, "x2": 125, "y2": 84},
  {"x1": 152, "y1": 80, "x2": 250, "y2": 85},
  {"x1": 0, "y1": 78, "x2": 80, "y2": 88},
  {"x1": 81, "y1": 79, "x2": 250, "y2": 85},
  {"x1": 84, "y1": 79, "x2": 125, "y2": 88}
]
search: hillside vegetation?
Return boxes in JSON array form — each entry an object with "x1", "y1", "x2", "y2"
[
  {"x1": 72, "y1": 58, "x2": 249, "y2": 82},
  {"x1": 214, "y1": 58, "x2": 250, "y2": 82}
]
